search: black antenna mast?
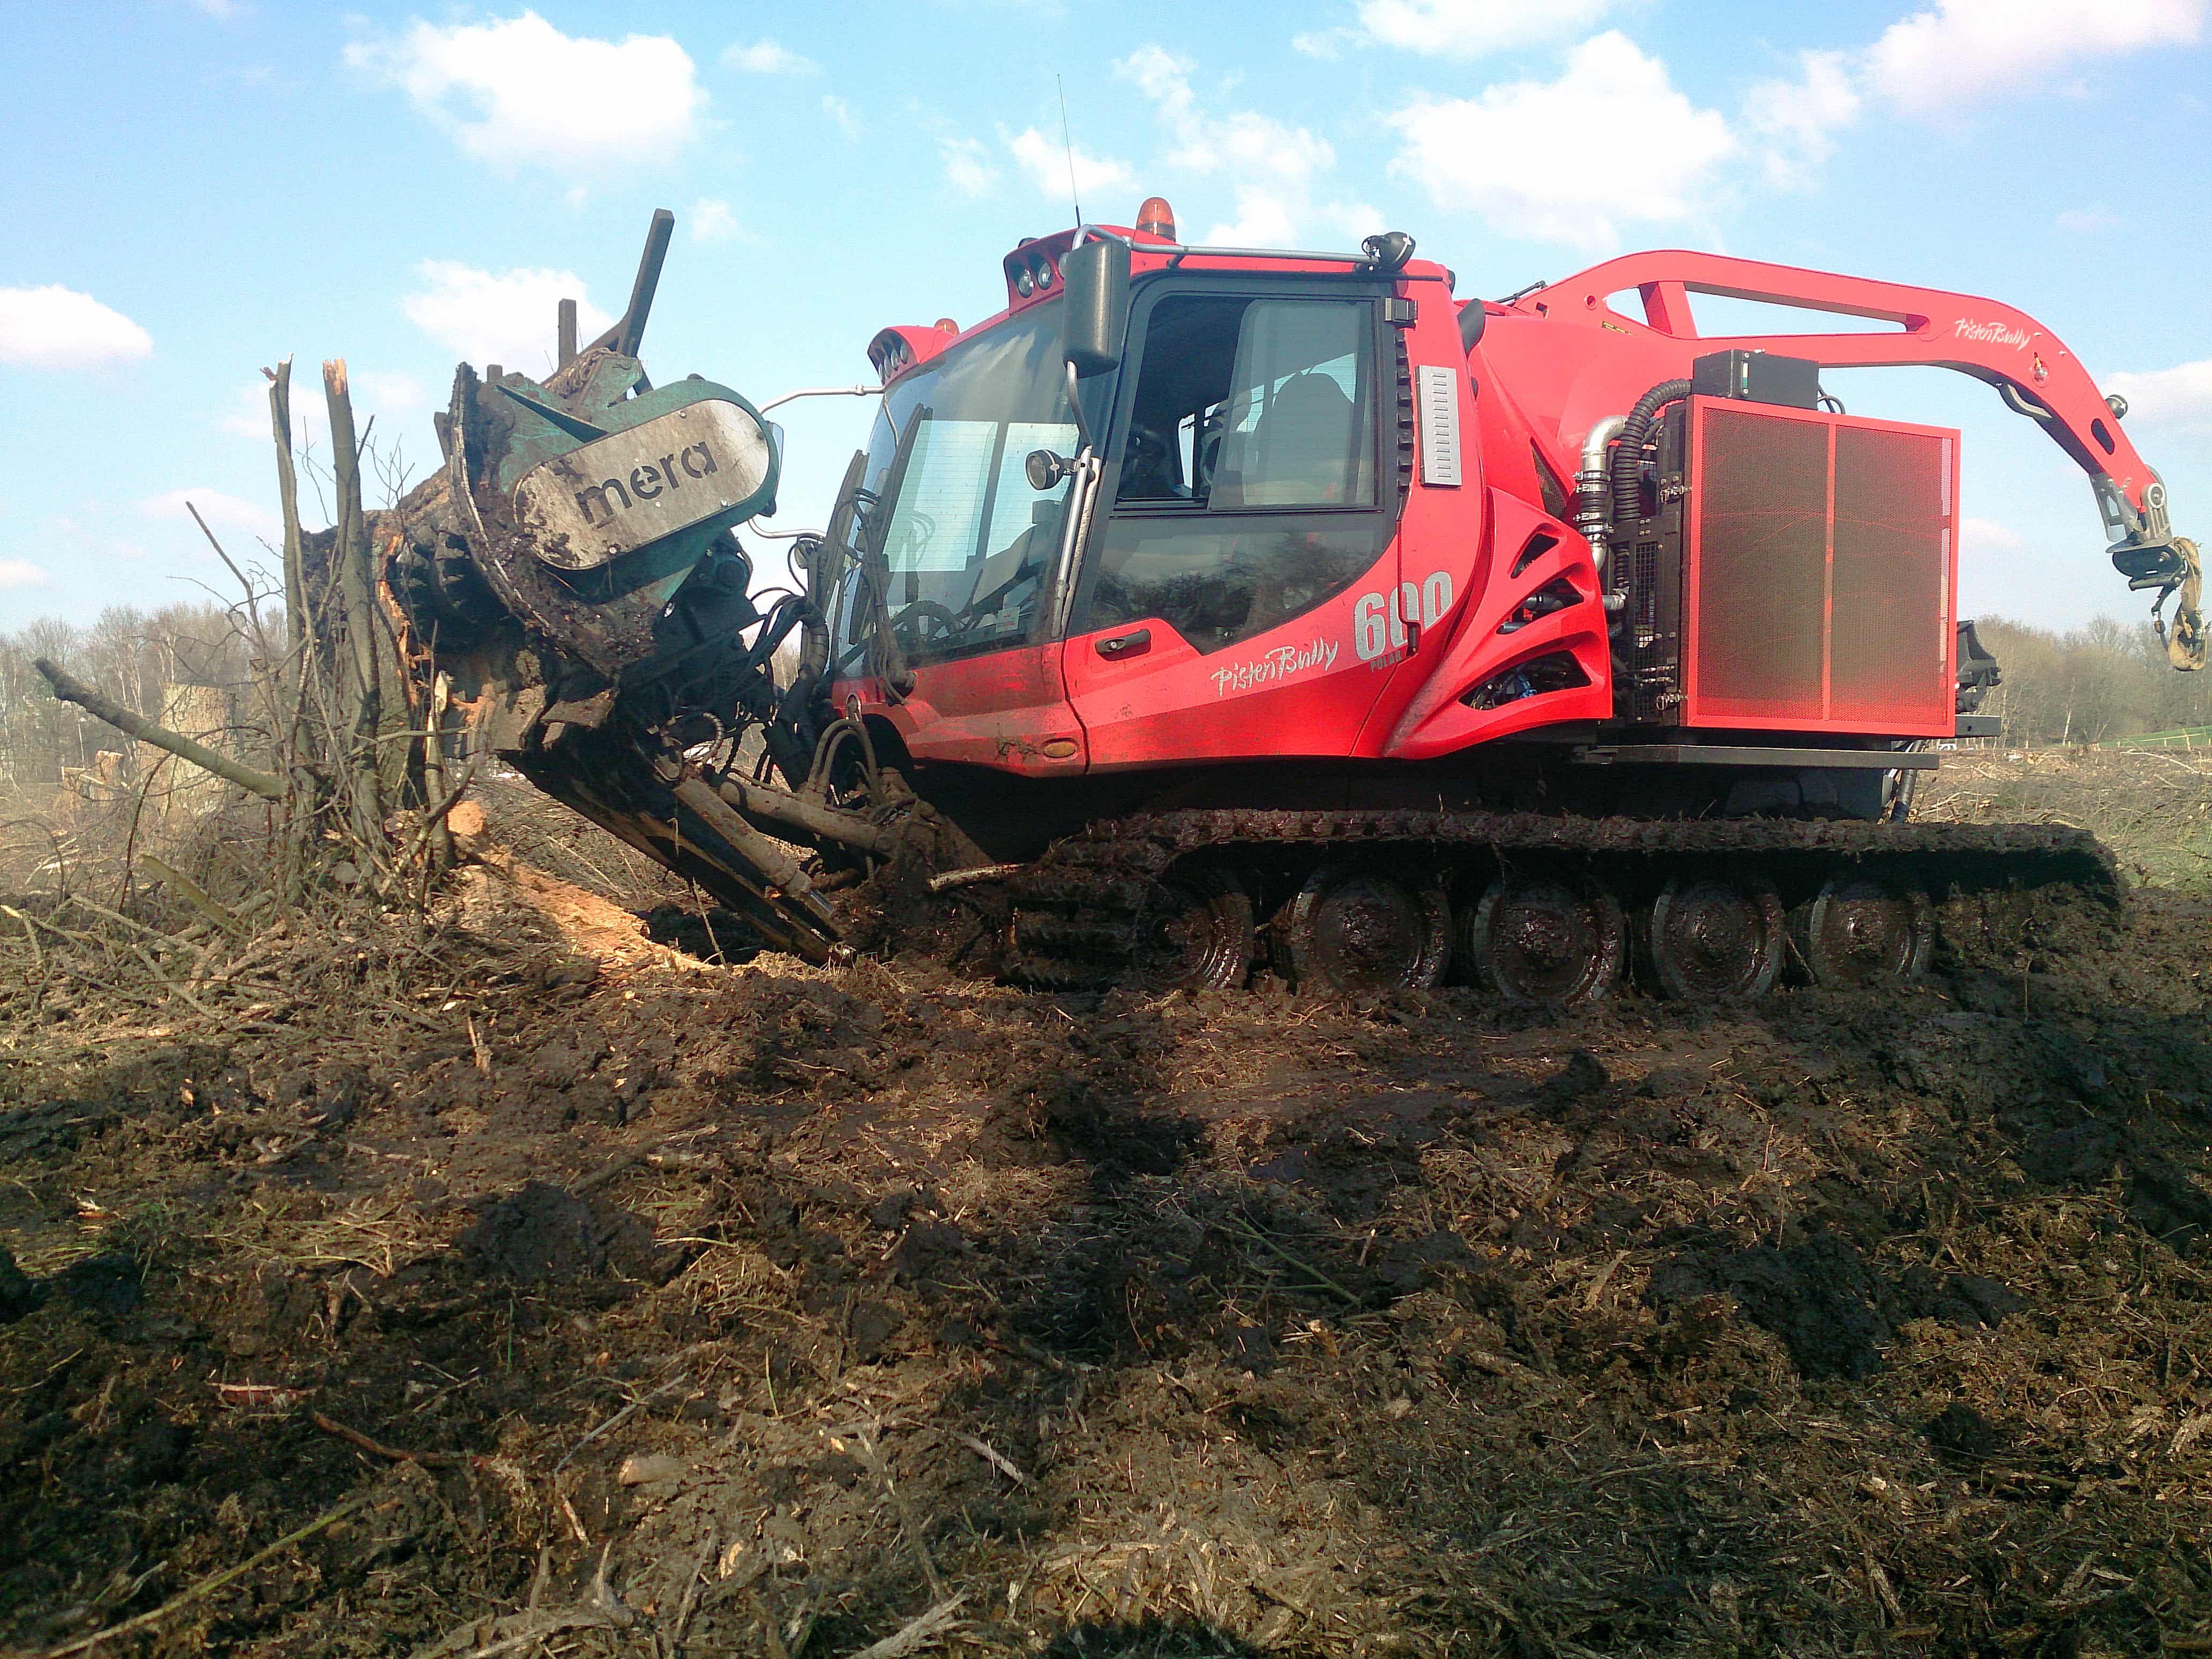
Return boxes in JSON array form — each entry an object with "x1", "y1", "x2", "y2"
[{"x1": 1057, "y1": 74, "x2": 1082, "y2": 226}]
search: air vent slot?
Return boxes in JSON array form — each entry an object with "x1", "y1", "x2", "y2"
[
  {"x1": 1508, "y1": 530, "x2": 1558, "y2": 578},
  {"x1": 1531, "y1": 444, "x2": 1572, "y2": 518},
  {"x1": 1498, "y1": 575, "x2": 1582, "y2": 634},
  {"x1": 1463, "y1": 651, "x2": 1590, "y2": 709}
]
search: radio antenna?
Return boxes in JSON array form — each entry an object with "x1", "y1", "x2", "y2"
[{"x1": 1057, "y1": 74, "x2": 1082, "y2": 226}]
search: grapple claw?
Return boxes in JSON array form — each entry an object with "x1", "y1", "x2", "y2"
[{"x1": 2163, "y1": 536, "x2": 2204, "y2": 671}]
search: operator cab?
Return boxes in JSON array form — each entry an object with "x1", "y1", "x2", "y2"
[
  {"x1": 835, "y1": 208, "x2": 1423, "y2": 666},
  {"x1": 825, "y1": 197, "x2": 1464, "y2": 778}
]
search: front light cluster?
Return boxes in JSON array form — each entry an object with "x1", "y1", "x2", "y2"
[
  {"x1": 869, "y1": 333, "x2": 914, "y2": 383},
  {"x1": 1011, "y1": 252, "x2": 1058, "y2": 298}
]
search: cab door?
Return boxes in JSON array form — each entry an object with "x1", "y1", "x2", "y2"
[
  {"x1": 837, "y1": 304, "x2": 1094, "y2": 776},
  {"x1": 1059, "y1": 279, "x2": 1405, "y2": 769},
  {"x1": 879, "y1": 413, "x2": 1086, "y2": 772}
]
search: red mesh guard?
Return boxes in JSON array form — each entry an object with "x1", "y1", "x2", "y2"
[
  {"x1": 1830, "y1": 424, "x2": 1952, "y2": 725},
  {"x1": 1690, "y1": 406, "x2": 1828, "y2": 721},
  {"x1": 1686, "y1": 400, "x2": 1954, "y2": 736}
]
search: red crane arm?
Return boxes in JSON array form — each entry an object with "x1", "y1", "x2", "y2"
[{"x1": 1523, "y1": 249, "x2": 2199, "y2": 662}]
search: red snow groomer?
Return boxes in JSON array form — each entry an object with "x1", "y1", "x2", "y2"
[{"x1": 395, "y1": 201, "x2": 2199, "y2": 1000}]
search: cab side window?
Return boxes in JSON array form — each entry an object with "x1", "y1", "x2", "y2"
[{"x1": 1081, "y1": 294, "x2": 1389, "y2": 654}]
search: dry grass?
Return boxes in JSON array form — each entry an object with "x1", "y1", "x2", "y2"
[{"x1": 1919, "y1": 746, "x2": 2212, "y2": 887}]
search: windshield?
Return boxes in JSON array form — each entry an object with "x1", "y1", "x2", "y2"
[{"x1": 840, "y1": 303, "x2": 1079, "y2": 662}]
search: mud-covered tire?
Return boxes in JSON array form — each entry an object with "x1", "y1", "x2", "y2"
[
  {"x1": 1461, "y1": 871, "x2": 1625, "y2": 1005},
  {"x1": 1790, "y1": 871, "x2": 1933, "y2": 987},
  {"x1": 1641, "y1": 872, "x2": 1786, "y2": 1000},
  {"x1": 1274, "y1": 862, "x2": 1452, "y2": 995},
  {"x1": 1132, "y1": 867, "x2": 1256, "y2": 992}
]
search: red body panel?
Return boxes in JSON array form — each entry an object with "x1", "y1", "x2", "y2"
[
  {"x1": 835, "y1": 240, "x2": 2153, "y2": 779},
  {"x1": 872, "y1": 649, "x2": 1088, "y2": 776},
  {"x1": 1384, "y1": 489, "x2": 1611, "y2": 758},
  {"x1": 1063, "y1": 576, "x2": 1394, "y2": 769}
]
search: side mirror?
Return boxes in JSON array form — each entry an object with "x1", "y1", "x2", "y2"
[{"x1": 1062, "y1": 237, "x2": 1130, "y2": 378}]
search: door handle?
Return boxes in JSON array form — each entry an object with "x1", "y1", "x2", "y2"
[{"x1": 1095, "y1": 628, "x2": 1151, "y2": 659}]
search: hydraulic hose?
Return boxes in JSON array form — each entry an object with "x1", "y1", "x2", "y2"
[{"x1": 1608, "y1": 378, "x2": 1694, "y2": 545}]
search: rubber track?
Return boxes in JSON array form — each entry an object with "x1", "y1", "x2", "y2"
[{"x1": 998, "y1": 809, "x2": 2119, "y2": 986}]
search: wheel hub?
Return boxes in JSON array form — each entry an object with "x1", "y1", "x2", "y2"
[
  {"x1": 1278, "y1": 863, "x2": 1451, "y2": 993},
  {"x1": 1465, "y1": 872, "x2": 1624, "y2": 1003},
  {"x1": 1645, "y1": 873, "x2": 1784, "y2": 999}
]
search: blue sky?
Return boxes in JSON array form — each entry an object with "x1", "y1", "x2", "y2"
[{"x1": 2, "y1": 0, "x2": 2206, "y2": 635}]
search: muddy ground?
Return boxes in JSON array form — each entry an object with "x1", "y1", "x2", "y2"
[{"x1": 5, "y1": 838, "x2": 2212, "y2": 1656}]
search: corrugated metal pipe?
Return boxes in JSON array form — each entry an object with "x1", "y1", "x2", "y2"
[
  {"x1": 1608, "y1": 378, "x2": 1695, "y2": 542},
  {"x1": 1574, "y1": 415, "x2": 1626, "y2": 577}
]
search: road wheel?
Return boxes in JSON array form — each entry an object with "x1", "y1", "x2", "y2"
[
  {"x1": 1641, "y1": 871, "x2": 1785, "y2": 1000},
  {"x1": 1133, "y1": 866, "x2": 1255, "y2": 992},
  {"x1": 1461, "y1": 870, "x2": 1625, "y2": 1004},
  {"x1": 1275, "y1": 861, "x2": 1452, "y2": 994},
  {"x1": 1791, "y1": 870, "x2": 1933, "y2": 987}
]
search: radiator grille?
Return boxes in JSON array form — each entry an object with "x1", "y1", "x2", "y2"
[
  {"x1": 1691, "y1": 407, "x2": 1828, "y2": 720},
  {"x1": 1831, "y1": 424, "x2": 1952, "y2": 725},
  {"x1": 1685, "y1": 399, "x2": 1954, "y2": 736}
]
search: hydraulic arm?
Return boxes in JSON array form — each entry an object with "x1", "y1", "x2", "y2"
[{"x1": 1516, "y1": 251, "x2": 2202, "y2": 664}]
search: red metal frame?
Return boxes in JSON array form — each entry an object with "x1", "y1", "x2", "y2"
[
  {"x1": 1500, "y1": 249, "x2": 2158, "y2": 523},
  {"x1": 1381, "y1": 488, "x2": 1610, "y2": 758}
]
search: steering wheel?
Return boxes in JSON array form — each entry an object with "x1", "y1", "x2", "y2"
[{"x1": 892, "y1": 599, "x2": 963, "y2": 650}]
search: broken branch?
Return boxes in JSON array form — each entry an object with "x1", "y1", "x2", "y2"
[
  {"x1": 32, "y1": 658, "x2": 283, "y2": 802},
  {"x1": 39, "y1": 1491, "x2": 371, "y2": 1657},
  {"x1": 311, "y1": 1411, "x2": 462, "y2": 1469}
]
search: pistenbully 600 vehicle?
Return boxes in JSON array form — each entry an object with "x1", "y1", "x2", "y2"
[{"x1": 391, "y1": 202, "x2": 2200, "y2": 1000}]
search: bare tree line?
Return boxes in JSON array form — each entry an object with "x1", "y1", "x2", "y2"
[
  {"x1": 1972, "y1": 614, "x2": 2212, "y2": 748},
  {"x1": 0, "y1": 602, "x2": 270, "y2": 793},
  {"x1": 0, "y1": 358, "x2": 475, "y2": 915},
  {"x1": 0, "y1": 592, "x2": 2199, "y2": 803}
]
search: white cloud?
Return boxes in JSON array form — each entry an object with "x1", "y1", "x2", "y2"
[
  {"x1": 355, "y1": 370, "x2": 425, "y2": 413},
  {"x1": 403, "y1": 261, "x2": 615, "y2": 375},
  {"x1": 2106, "y1": 360, "x2": 2212, "y2": 429},
  {"x1": 0, "y1": 285, "x2": 153, "y2": 369},
  {"x1": 690, "y1": 197, "x2": 746, "y2": 242},
  {"x1": 940, "y1": 136, "x2": 998, "y2": 197},
  {"x1": 347, "y1": 12, "x2": 705, "y2": 173},
  {"x1": 1116, "y1": 45, "x2": 1342, "y2": 245},
  {"x1": 219, "y1": 369, "x2": 425, "y2": 454},
  {"x1": 822, "y1": 95, "x2": 861, "y2": 141},
  {"x1": 1206, "y1": 189, "x2": 1302, "y2": 248},
  {"x1": 1731, "y1": 1, "x2": 2206, "y2": 191},
  {"x1": 1118, "y1": 43, "x2": 1194, "y2": 122},
  {"x1": 2056, "y1": 206, "x2": 2122, "y2": 232},
  {"x1": 140, "y1": 489, "x2": 283, "y2": 547},
  {"x1": 1356, "y1": 0, "x2": 1618, "y2": 56},
  {"x1": 1321, "y1": 200, "x2": 1387, "y2": 243},
  {"x1": 1005, "y1": 126, "x2": 1133, "y2": 201},
  {"x1": 1122, "y1": 47, "x2": 1333, "y2": 185},
  {"x1": 0, "y1": 559, "x2": 49, "y2": 591},
  {"x1": 1744, "y1": 49, "x2": 1861, "y2": 188},
  {"x1": 1962, "y1": 517, "x2": 2027, "y2": 554},
  {"x1": 190, "y1": 0, "x2": 248, "y2": 16},
  {"x1": 1868, "y1": 0, "x2": 2205, "y2": 112},
  {"x1": 722, "y1": 39, "x2": 816, "y2": 74},
  {"x1": 1387, "y1": 33, "x2": 1736, "y2": 251},
  {"x1": 1291, "y1": 29, "x2": 1347, "y2": 58}
]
